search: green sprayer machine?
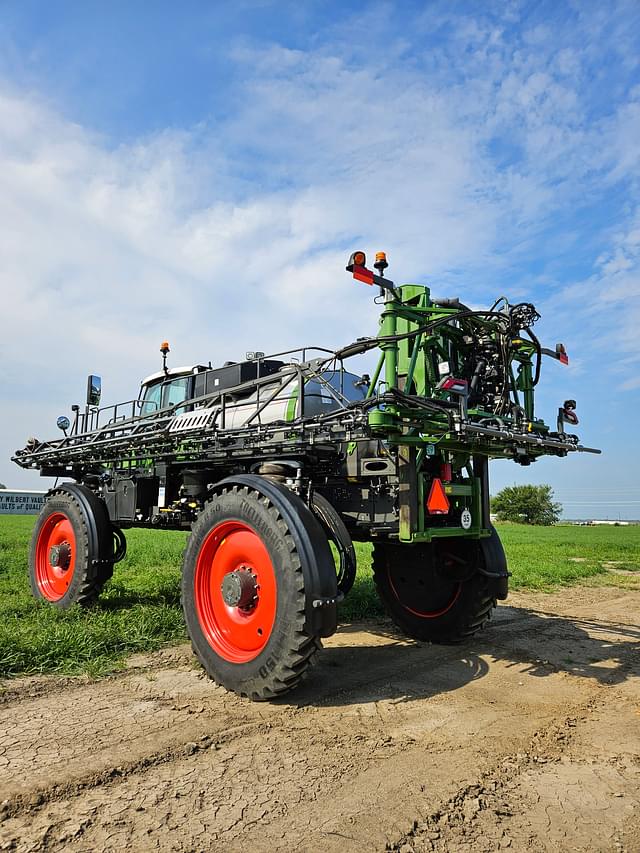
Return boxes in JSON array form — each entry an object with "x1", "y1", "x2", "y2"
[{"x1": 13, "y1": 252, "x2": 599, "y2": 699}]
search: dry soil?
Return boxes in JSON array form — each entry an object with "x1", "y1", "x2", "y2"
[{"x1": 0, "y1": 587, "x2": 638, "y2": 853}]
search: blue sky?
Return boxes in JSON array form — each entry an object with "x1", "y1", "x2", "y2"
[{"x1": 1, "y1": 1, "x2": 639, "y2": 518}]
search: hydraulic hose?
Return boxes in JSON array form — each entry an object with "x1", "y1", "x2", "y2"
[{"x1": 333, "y1": 309, "x2": 511, "y2": 361}]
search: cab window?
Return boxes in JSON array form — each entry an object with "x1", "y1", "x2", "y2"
[
  {"x1": 303, "y1": 370, "x2": 366, "y2": 418},
  {"x1": 140, "y1": 382, "x2": 162, "y2": 415},
  {"x1": 163, "y1": 377, "x2": 190, "y2": 409}
]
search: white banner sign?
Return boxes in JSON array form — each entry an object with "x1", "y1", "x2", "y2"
[{"x1": 0, "y1": 490, "x2": 47, "y2": 515}]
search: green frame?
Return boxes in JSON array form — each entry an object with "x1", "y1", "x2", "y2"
[{"x1": 366, "y1": 284, "x2": 543, "y2": 542}]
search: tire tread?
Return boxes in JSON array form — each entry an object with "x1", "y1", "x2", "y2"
[
  {"x1": 182, "y1": 485, "x2": 321, "y2": 700},
  {"x1": 28, "y1": 489, "x2": 108, "y2": 609},
  {"x1": 372, "y1": 541, "x2": 497, "y2": 644}
]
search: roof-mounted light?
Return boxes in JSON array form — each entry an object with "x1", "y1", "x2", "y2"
[
  {"x1": 374, "y1": 251, "x2": 388, "y2": 272},
  {"x1": 346, "y1": 251, "x2": 366, "y2": 271},
  {"x1": 160, "y1": 341, "x2": 170, "y2": 376},
  {"x1": 345, "y1": 250, "x2": 395, "y2": 292}
]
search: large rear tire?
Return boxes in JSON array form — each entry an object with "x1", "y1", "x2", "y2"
[
  {"x1": 181, "y1": 483, "x2": 333, "y2": 700},
  {"x1": 29, "y1": 487, "x2": 114, "y2": 608},
  {"x1": 372, "y1": 536, "x2": 498, "y2": 643}
]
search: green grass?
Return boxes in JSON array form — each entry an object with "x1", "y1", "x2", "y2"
[
  {"x1": 498, "y1": 522, "x2": 640, "y2": 590},
  {"x1": 0, "y1": 517, "x2": 187, "y2": 680},
  {"x1": 0, "y1": 516, "x2": 638, "y2": 680}
]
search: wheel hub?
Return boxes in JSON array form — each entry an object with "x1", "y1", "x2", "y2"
[
  {"x1": 49, "y1": 542, "x2": 72, "y2": 571},
  {"x1": 220, "y1": 568, "x2": 258, "y2": 609}
]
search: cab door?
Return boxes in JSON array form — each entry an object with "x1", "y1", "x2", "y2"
[{"x1": 162, "y1": 376, "x2": 193, "y2": 410}]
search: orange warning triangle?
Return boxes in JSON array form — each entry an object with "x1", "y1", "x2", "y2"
[{"x1": 427, "y1": 478, "x2": 450, "y2": 515}]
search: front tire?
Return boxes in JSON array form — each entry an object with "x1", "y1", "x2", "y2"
[
  {"x1": 29, "y1": 488, "x2": 113, "y2": 608},
  {"x1": 181, "y1": 484, "x2": 331, "y2": 700},
  {"x1": 372, "y1": 538, "x2": 498, "y2": 643}
]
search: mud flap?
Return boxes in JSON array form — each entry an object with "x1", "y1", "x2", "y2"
[{"x1": 479, "y1": 526, "x2": 510, "y2": 600}]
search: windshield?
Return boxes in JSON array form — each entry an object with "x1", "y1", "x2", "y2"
[
  {"x1": 140, "y1": 382, "x2": 162, "y2": 416},
  {"x1": 140, "y1": 375, "x2": 192, "y2": 415},
  {"x1": 164, "y1": 377, "x2": 189, "y2": 407}
]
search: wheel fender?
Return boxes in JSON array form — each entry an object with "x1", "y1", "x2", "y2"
[
  {"x1": 47, "y1": 483, "x2": 114, "y2": 568},
  {"x1": 212, "y1": 475, "x2": 338, "y2": 638},
  {"x1": 310, "y1": 491, "x2": 357, "y2": 596},
  {"x1": 479, "y1": 526, "x2": 509, "y2": 600}
]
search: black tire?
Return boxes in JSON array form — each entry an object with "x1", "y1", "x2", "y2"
[
  {"x1": 29, "y1": 488, "x2": 113, "y2": 609},
  {"x1": 372, "y1": 537, "x2": 497, "y2": 643},
  {"x1": 310, "y1": 491, "x2": 357, "y2": 595},
  {"x1": 181, "y1": 484, "x2": 330, "y2": 700}
]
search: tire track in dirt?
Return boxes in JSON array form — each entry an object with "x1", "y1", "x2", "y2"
[
  {"x1": 0, "y1": 607, "x2": 558, "y2": 810},
  {"x1": 1, "y1": 681, "x2": 592, "y2": 852},
  {"x1": 0, "y1": 588, "x2": 638, "y2": 853},
  {"x1": 390, "y1": 689, "x2": 640, "y2": 853}
]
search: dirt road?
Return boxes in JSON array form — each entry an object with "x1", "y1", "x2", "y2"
[{"x1": 1, "y1": 587, "x2": 638, "y2": 853}]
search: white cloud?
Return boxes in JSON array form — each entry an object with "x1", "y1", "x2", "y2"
[
  {"x1": 0, "y1": 71, "x2": 507, "y2": 486},
  {"x1": 2, "y1": 3, "x2": 640, "y2": 493}
]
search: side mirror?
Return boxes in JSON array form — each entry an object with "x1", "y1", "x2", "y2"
[
  {"x1": 56, "y1": 415, "x2": 70, "y2": 434},
  {"x1": 86, "y1": 375, "x2": 102, "y2": 407}
]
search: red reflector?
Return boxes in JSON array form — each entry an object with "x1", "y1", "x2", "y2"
[
  {"x1": 559, "y1": 352, "x2": 569, "y2": 365},
  {"x1": 427, "y1": 478, "x2": 450, "y2": 515},
  {"x1": 353, "y1": 265, "x2": 374, "y2": 285},
  {"x1": 439, "y1": 377, "x2": 468, "y2": 392},
  {"x1": 440, "y1": 463, "x2": 452, "y2": 482}
]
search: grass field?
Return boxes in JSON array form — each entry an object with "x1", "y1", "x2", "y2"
[{"x1": 1, "y1": 516, "x2": 638, "y2": 680}]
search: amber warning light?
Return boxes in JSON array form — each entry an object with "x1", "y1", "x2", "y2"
[
  {"x1": 346, "y1": 250, "x2": 374, "y2": 285},
  {"x1": 346, "y1": 250, "x2": 396, "y2": 293},
  {"x1": 374, "y1": 251, "x2": 388, "y2": 271},
  {"x1": 160, "y1": 341, "x2": 171, "y2": 376}
]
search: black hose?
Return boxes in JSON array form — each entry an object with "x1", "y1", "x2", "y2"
[{"x1": 333, "y1": 309, "x2": 510, "y2": 361}]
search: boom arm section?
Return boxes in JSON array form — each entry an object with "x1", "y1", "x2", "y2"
[{"x1": 13, "y1": 280, "x2": 598, "y2": 478}]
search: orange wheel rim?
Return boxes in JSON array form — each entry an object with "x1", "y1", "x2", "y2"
[
  {"x1": 35, "y1": 512, "x2": 76, "y2": 601},
  {"x1": 194, "y1": 520, "x2": 277, "y2": 663}
]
